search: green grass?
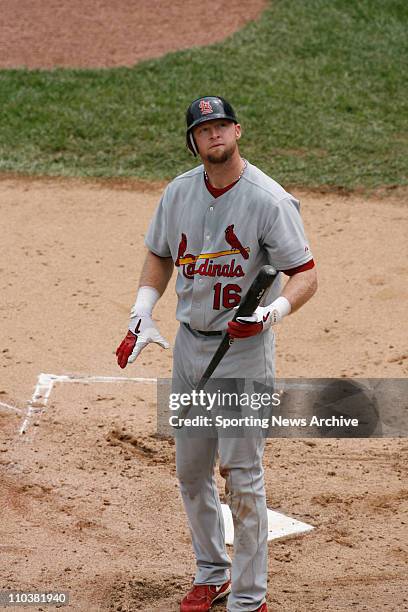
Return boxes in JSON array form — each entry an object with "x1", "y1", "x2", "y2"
[{"x1": 0, "y1": 0, "x2": 407, "y2": 188}]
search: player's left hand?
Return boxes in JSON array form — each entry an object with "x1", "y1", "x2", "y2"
[
  {"x1": 227, "y1": 306, "x2": 267, "y2": 339},
  {"x1": 227, "y1": 302, "x2": 286, "y2": 339}
]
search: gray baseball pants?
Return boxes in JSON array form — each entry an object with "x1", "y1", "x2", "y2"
[{"x1": 172, "y1": 322, "x2": 275, "y2": 612}]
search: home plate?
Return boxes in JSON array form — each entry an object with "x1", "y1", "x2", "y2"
[{"x1": 221, "y1": 503, "x2": 314, "y2": 545}]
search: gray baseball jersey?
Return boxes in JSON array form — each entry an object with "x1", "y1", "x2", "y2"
[{"x1": 145, "y1": 161, "x2": 312, "y2": 331}]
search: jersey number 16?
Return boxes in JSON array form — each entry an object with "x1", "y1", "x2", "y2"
[{"x1": 212, "y1": 283, "x2": 242, "y2": 310}]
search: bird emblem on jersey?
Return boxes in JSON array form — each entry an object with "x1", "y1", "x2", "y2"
[
  {"x1": 175, "y1": 233, "x2": 187, "y2": 267},
  {"x1": 225, "y1": 224, "x2": 249, "y2": 260},
  {"x1": 175, "y1": 233, "x2": 198, "y2": 267}
]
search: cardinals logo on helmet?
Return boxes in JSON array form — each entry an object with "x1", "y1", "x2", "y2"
[{"x1": 199, "y1": 100, "x2": 213, "y2": 115}]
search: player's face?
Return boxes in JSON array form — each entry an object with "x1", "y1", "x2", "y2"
[{"x1": 193, "y1": 119, "x2": 241, "y2": 163}]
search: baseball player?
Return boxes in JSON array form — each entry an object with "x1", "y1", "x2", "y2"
[{"x1": 116, "y1": 96, "x2": 317, "y2": 612}]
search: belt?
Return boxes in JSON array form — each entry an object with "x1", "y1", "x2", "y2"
[{"x1": 183, "y1": 323, "x2": 223, "y2": 337}]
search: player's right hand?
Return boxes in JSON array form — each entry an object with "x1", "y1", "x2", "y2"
[{"x1": 116, "y1": 314, "x2": 170, "y2": 369}]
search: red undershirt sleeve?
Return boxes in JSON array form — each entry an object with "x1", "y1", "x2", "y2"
[{"x1": 282, "y1": 258, "x2": 315, "y2": 276}]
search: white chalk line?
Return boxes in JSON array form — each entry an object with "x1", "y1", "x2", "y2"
[
  {"x1": 18, "y1": 375, "x2": 353, "y2": 436},
  {"x1": 0, "y1": 400, "x2": 22, "y2": 415},
  {"x1": 19, "y1": 373, "x2": 157, "y2": 435}
]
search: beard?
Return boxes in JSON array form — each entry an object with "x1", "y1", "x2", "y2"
[{"x1": 206, "y1": 142, "x2": 236, "y2": 164}]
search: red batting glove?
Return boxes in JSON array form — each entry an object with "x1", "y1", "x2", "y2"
[
  {"x1": 227, "y1": 299, "x2": 291, "y2": 339},
  {"x1": 227, "y1": 319, "x2": 263, "y2": 339},
  {"x1": 116, "y1": 330, "x2": 137, "y2": 369}
]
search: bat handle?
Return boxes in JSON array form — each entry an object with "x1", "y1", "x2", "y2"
[{"x1": 233, "y1": 264, "x2": 278, "y2": 319}]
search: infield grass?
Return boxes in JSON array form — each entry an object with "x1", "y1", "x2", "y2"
[{"x1": 0, "y1": 0, "x2": 407, "y2": 188}]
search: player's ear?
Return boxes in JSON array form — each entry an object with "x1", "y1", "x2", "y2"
[{"x1": 235, "y1": 124, "x2": 242, "y2": 140}]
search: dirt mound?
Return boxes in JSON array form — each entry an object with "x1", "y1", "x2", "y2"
[{"x1": 0, "y1": 0, "x2": 267, "y2": 69}]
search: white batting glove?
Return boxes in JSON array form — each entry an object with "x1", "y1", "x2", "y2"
[
  {"x1": 116, "y1": 286, "x2": 170, "y2": 369},
  {"x1": 127, "y1": 313, "x2": 170, "y2": 363},
  {"x1": 236, "y1": 296, "x2": 292, "y2": 330}
]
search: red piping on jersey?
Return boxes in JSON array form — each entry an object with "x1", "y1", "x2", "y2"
[{"x1": 283, "y1": 259, "x2": 315, "y2": 276}]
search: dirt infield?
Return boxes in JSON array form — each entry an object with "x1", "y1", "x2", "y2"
[
  {"x1": 0, "y1": 0, "x2": 267, "y2": 69},
  {"x1": 0, "y1": 176, "x2": 407, "y2": 611}
]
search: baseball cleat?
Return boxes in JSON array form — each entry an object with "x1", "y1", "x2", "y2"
[
  {"x1": 180, "y1": 579, "x2": 231, "y2": 611},
  {"x1": 254, "y1": 604, "x2": 268, "y2": 611}
]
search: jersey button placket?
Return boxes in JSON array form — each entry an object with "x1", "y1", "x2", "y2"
[{"x1": 191, "y1": 204, "x2": 215, "y2": 329}]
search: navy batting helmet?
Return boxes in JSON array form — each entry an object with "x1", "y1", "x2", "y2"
[{"x1": 186, "y1": 96, "x2": 238, "y2": 156}]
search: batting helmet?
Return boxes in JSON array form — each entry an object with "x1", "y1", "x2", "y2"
[{"x1": 186, "y1": 96, "x2": 238, "y2": 156}]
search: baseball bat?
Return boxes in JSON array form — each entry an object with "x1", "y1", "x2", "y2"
[{"x1": 173, "y1": 265, "x2": 278, "y2": 427}]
